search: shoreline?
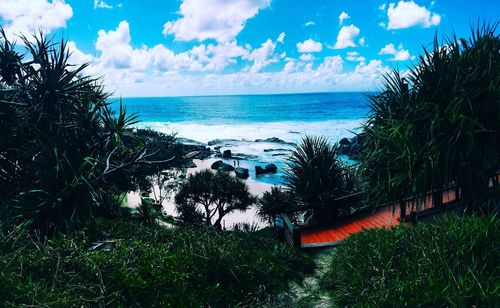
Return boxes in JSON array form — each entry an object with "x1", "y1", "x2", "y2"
[{"x1": 127, "y1": 158, "x2": 274, "y2": 229}]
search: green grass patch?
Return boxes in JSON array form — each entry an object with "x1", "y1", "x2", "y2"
[
  {"x1": 0, "y1": 219, "x2": 313, "y2": 307},
  {"x1": 319, "y1": 214, "x2": 499, "y2": 307}
]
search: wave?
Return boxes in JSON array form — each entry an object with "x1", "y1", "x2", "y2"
[{"x1": 137, "y1": 119, "x2": 366, "y2": 144}]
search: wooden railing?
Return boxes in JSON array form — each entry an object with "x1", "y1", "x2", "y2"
[
  {"x1": 277, "y1": 172, "x2": 500, "y2": 249},
  {"x1": 279, "y1": 212, "x2": 301, "y2": 248}
]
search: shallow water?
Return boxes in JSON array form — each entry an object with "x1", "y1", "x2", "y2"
[{"x1": 113, "y1": 92, "x2": 369, "y2": 186}]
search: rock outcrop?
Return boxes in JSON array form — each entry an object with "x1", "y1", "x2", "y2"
[
  {"x1": 265, "y1": 163, "x2": 278, "y2": 173},
  {"x1": 337, "y1": 133, "x2": 365, "y2": 159},
  {"x1": 222, "y1": 149, "x2": 232, "y2": 158},
  {"x1": 255, "y1": 166, "x2": 267, "y2": 175},
  {"x1": 234, "y1": 167, "x2": 249, "y2": 179}
]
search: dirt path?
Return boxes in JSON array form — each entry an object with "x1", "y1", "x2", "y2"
[{"x1": 272, "y1": 249, "x2": 335, "y2": 307}]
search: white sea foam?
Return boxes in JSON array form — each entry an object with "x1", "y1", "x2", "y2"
[{"x1": 137, "y1": 119, "x2": 365, "y2": 144}]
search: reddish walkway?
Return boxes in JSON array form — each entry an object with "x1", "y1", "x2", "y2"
[
  {"x1": 301, "y1": 206, "x2": 402, "y2": 247},
  {"x1": 300, "y1": 187, "x2": 459, "y2": 248}
]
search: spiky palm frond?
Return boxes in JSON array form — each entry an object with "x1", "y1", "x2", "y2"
[
  {"x1": 284, "y1": 136, "x2": 344, "y2": 207},
  {"x1": 361, "y1": 21, "x2": 499, "y2": 211}
]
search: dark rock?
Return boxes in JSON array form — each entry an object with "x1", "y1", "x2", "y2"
[
  {"x1": 254, "y1": 137, "x2": 293, "y2": 145},
  {"x1": 272, "y1": 153, "x2": 287, "y2": 156},
  {"x1": 218, "y1": 163, "x2": 235, "y2": 172},
  {"x1": 255, "y1": 166, "x2": 266, "y2": 175},
  {"x1": 182, "y1": 144, "x2": 213, "y2": 160},
  {"x1": 222, "y1": 149, "x2": 232, "y2": 158},
  {"x1": 232, "y1": 153, "x2": 259, "y2": 160},
  {"x1": 234, "y1": 167, "x2": 249, "y2": 179},
  {"x1": 339, "y1": 137, "x2": 351, "y2": 145},
  {"x1": 177, "y1": 137, "x2": 205, "y2": 145},
  {"x1": 265, "y1": 163, "x2": 278, "y2": 173},
  {"x1": 263, "y1": 148, "x2": 290, "y2": 152},
  {"x1": 211, "y1": 160, "x2": 224, "y2": 170},
  {"x1": 208, "y1": 139, "x2": 239, "y2": 146},
  {"x1": 337, "y1": 133, "x2": 365, "y2": 159}
]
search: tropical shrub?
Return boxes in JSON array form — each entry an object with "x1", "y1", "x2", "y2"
[
  {"x1": 0, "y1": 31, "x2": 178, "y2": 233},
  {"x1": 319, "y1": 214, "x2": 499, "y2": 307},
  {"x1": 284, "y1": 135, "x2": 357, "y2": 224},
  {"x1": 175, "y1": 170, "x2": 257, "y2": 229},
  {"x1": 0, "y1": 218, "x2": 314, "y2": 307},
  {"x1": 361, "y1": 23, "x2": 500, "y2": 211},
  {"x1": 257, "y1": 186, "x2": 295, "y2": 224}
]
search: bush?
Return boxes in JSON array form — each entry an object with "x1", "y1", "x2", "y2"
[
  {"x1": 361, "y1": 23, "x2": 500, "y2": 210},
  {"x1": 257, "y1": 186, "x2": 295, "y2": 224},
  {"x1": 175, "y1": 170, "x2": 256, "y2": 229},
  {"x1": 319, "y1": 214, "x2": 499, "y2": 307},
  {"x1": 284, "y1": 136, "x2": 356, "y2": 225},
  {"x1": 0, "y1": 219, "x2": 314, "y2": 307}
]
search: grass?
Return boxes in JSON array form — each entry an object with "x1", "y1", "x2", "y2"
[
  {"x1": 0, "y1": 219, "x2": 314, "y2": 307},
  {"x1": 319, "y1": 214, "x2": 500, "y2": 307}
]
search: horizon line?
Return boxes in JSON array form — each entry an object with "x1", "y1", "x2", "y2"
[{"x1": 109, "y1": 90, "x2": 378, "y2": 100}]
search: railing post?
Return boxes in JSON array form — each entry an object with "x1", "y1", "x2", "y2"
[
  {"x1": 292, "y1": 226, "x2": 301, "y2": 248},
  {"x1": 400, "y1": 200, "x2": 406, "y2": 220}
]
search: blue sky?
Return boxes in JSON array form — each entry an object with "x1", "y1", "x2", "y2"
[{"x1": 0, "y1": 0, "x2": 498, "y2": 97}]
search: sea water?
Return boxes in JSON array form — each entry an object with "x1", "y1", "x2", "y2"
[{"x1": 111, "y1": 92, "x2": 371, "y2": 186}]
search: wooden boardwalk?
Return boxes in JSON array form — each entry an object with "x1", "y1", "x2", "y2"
[{"x1": 300, "y1": 187, "x2": 460, "y2": 248}]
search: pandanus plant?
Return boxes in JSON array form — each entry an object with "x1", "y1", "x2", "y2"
[
  {"x1": 0, "y1": 30, "x2": 156, "y2": 234},
  {"x1": 284, "y1": 135, "x2": 356, "y2": 224},
  {"x1": 361, "y1": 22, "x2": 499, "y2": 212}
]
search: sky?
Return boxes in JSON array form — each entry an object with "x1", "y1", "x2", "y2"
[{"x1": 0, "y1": 0, "x2": 498, "y2": 97}]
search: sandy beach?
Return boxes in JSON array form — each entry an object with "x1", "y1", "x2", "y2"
[{"x1": 127, "y1": 158, "x2": 274, "y2": 229}]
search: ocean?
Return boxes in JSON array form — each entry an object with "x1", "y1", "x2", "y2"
[{"x1": 112, "y1": 92, "x2": 371, "y2": 186}]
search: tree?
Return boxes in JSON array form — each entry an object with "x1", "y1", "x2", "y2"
[
  {"x1": 284, "y1": 135, "x2": 355, "y2": 224},
  {"x1": 0, "y1": 30, "x2": 173, "y2": 234},
  {"x1": 361, "y1": 23, "x2": 500, "y2": 212},
  {"x1": 257, "y1": 186, "x2": 295, "y2": 224},
  {"x1": 175, "y1": 170, "x2": 256, "y2": 229}
]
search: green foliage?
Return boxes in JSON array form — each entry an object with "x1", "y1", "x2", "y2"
[
  {"x1": 0, "y1": 31, "x2": 140, "y2": 233},
  {"x1": 0, "y1": 219, "x2": 314, "y2": 307},
  {"x1": 175, "y1": 170, "x2": 257, "y2": 229},
  {"x1": 319, "y1": 214, "x2": 500, "y2": 307},
  {"x1": 257, "y1": 186, "x2": 295, "y2": 224},
  {"x1": 136, "y1": 197, "x2": 165, "y2": 224},
  {"x1": 0, "y1": 31, "x2": 183, "y2": 234},
  {"x1": 361, "y1": 23, "x2": 500, "y2": 211},
  {"x1": 284, "y1": 135, "x2": 357, "y2": 224}
]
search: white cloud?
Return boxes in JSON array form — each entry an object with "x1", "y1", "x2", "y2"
[
  {"x1": 149, "y1": 44, "x2": 192, "y2": 71},
  {"x1": 385, "y1": 1, "x2": 441, "y2": 30},
  {"x1": 189, "y1": 41, "x2": 250, "y2": 71},
  {"x1": 299, "y1": 53, "x2": 314, "y2": 62},
  {"x1": 333, "y1": 24, "x2": 361, "y2": 49},
  {"x1": 277, "y1": 32, "x2": 286, "y2": 43},
  {"x1": 304, "y1": 21, "x2": 315, "y2": 27},
  {"x1": 246, "y1": 34, "x2": 284, "y2": 73},
  {"x1": 317, "y1": 56, "x2": 343, "y2": 74},
  {"x1": 378, "y1": 43, "x2": 414, "y2": 61},
  {"x1": 64, "y1": 21, "x2": 389, "y2": 96},
  {"x1": 96, "y1": 21, "x2": 150, "y2": 70},
  {"x1": 379, "y1": 3, "x2": 387, "y2": 10},
  {"x1": 162, "y1": 0, "x2": 271, "y2": 42},
  {"x1": 354, "y1": 60, "x2": 385, "y2": 76},
  {"x1": 296, "y1": 39, "x2": 322, "y2": 53},
  {"x1": 67, "y1": 41, "x2": 94, "y2": 65},
  {"x1": 92, "y1": 54, "x2": 389, "y2": 97},
  {"x1": 345, "y1": 51, "x2": 365, "y2": 62},
  {"x1": 283, "y1": 60, "x2": 297, "y2": 73},
  {"x1": 0, "y1": 0, "x2": 73, "y2": 39},
  {"x1": 94, "y1": 0, "x2": 112, "y2": 9},
  {"x1": 338, "y1": 12, "x2": 350, "y2": 25}
]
